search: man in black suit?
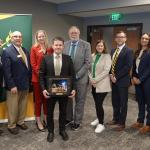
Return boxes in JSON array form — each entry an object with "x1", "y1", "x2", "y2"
[
  {"x1": 39, "y1": 37, "x2": 76, "y2": 143},
  {"x1": 107, "y1": 31, "x2": 133, "y2": 131}
]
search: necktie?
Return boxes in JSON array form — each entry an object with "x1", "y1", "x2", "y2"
[
  {"x1": 93, "y1": 54, "x2": 101, "y2": 78},
  {"x1": 55, "y1": 55, "x2": 61, "y2": 76},
  {"x1": 111, "y1": 48, "x2": 120, "y2": 75},
  {"x1": 19, "y1": 47, "x2": 27, "y2": 66},
  {"x1": 70, "y1": 43, "x2": 76, "y2": 61}
]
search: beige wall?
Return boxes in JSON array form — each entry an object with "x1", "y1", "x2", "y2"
[{"x1": 0, "y1": 0, "x2": 83, "y2": 45}]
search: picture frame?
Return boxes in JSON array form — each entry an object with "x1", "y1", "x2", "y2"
[{"x1": 46, "y1": 77, "x2": 72, "y2": 97}]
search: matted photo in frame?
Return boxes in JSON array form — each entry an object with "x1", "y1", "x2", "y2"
[{"x1": 46, "y1": 77, "x2": 72, "y2": 97}]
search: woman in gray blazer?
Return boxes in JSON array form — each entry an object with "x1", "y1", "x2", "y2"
[{"x1": 89, "y1": 40, "x2": 112, "y2": 133}]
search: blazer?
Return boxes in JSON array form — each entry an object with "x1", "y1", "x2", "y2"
[
  {"x1": 132, "y1": 50, "x2": 150, "y2": 83},
  {"x1": 64, "y1": 39, "x2": 92, "y2": 84},
  {"x1": 111, "y1": 45, "x2": 133, "y2": 87},
  {"x1": 39, "y1": 54, "x2": 75, "y2": 91},
  {"x1": 1, "y1": 44, "x2": 31, "y2": 90},
  {"x1": 30, "y1": 45, "x2": 53, "y2": 82},
  {"x1": 89, "y1": 53, "x2": 112, "y2": 93}
]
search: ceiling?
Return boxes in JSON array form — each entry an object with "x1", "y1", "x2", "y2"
[
  {"x1": 42, "y1": 0, "x2": 77, "y2": 4},
  {"x1": 41, "y1": 0, "x2": 150, "y2": 17},
  {"x1": 68, "y1": 5, "x2": 150, "y2": 17}
]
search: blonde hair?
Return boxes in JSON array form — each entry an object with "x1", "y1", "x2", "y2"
[{"x1": 34, "y1": 30, "x2": 49, "y2": 48}]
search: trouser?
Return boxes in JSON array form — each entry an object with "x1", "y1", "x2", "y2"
[
  {"x1": 47, "y1": 97, "x2": 68, "y2": 133},
  {"x1": 6, "y1": 90, "x2": 28, "y2": 128},
  {"x1": 112, "y1": 84, "x2": 128, "y2": 125},
  {"x1": 92, "y1": 87, "x2": 107, "y2": 124}
]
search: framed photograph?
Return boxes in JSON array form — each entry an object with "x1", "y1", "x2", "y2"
[{"x1": 46, "y1": 77, "x2": 72, "y2": 97}]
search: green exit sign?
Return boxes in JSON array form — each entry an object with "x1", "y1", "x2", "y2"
[{"x1": 110, "y1": 13, "x2": 123, "y2": 21}]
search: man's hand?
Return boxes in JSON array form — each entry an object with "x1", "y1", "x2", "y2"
[
  {"x1": 132, "y1": 77, "x2": 141, "y2": 85},
  {"x1": 68, "y1": 90, "x2": 76, "y2": 98},
  {"x1": 110, "y1": 74, "x2": 117, "y2": 83},
  {"x1": 11, "y1": 87, "x2": 18, "y2": 94},
  {"x1": 42, "y1": 90, "x2": 50, "y2": 99}
]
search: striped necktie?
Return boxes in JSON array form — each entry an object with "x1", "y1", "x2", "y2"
[{"x1": 111, "y1": 48, "x2": 120, "y2": 75}]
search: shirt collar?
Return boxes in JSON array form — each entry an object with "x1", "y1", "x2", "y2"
[
  {"x1": 53, "y1": 52, "x2": 62, "y2": 58},
  {"x1": 71, "y1": 40, "x2": 79, "y2": 46},
  {"x1": 13, "y1": 44, "x2": 21, "y2": 52},
  {"x1": 117, "y1": 43, "x2": 125, "y2": 51}
]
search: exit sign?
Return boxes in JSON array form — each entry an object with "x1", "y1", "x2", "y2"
[{"x1": 110, "y1": 13, "x2": 123, "y2": 21}]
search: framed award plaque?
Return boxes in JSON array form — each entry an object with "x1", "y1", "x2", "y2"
[{"x1": 46, "y1": 77, "x2": 72, "y2": 97}]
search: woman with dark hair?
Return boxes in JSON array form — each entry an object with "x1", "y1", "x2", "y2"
[
  {"x1": 30, "y1": 30, "x2": 53, "y2": 131},
  {"x1": 88, "y1": 40, "x2": 111, "y2": 133},
  {"x1": 131, "y1": 33, "x2": 150, "y2": 134}
]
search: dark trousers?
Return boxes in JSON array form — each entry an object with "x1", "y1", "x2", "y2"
[
  {"x1": 92, "y1": 87, "x2": 107, "y2": 124},
  {"x1": 112, "y1": 84, "x2": 128, "y2": 125},
  {"x1": 47, "y1": 97, "x2": 68, "y2": 133},
  {"x1": 135, "y1": 78, "x2": 150, "y2": 125}
]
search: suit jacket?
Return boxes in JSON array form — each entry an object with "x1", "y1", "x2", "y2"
[
  {"x1": 111, "y1": 45, "x2": 133, "y2": 87},
  {"x1": 132, "y1": 50, "x2": 150, "y2": 83},
  {"x1": 39, "y1": 54, "x2": 75, "y2": 91},
  {"x1": 1, "y1": 44, "x2": 31, "y2": 90},
  {"x1": 63, "y1": 39, "x2": 92, "y2": 84},
  {"x1": 89, "y1": 53, "x2": 112, "y2": 93},
  {"x1": 30, "y1": 45, "x2": 53, "y2": 82}
]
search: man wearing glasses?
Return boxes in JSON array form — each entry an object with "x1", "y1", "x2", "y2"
[{"x1": 107, "y1": 31, "x2": 133, "y2": 131}]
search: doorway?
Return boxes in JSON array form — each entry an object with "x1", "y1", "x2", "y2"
[{"x1": 87, "y1": 23, "x2": 143, "y2": 54}]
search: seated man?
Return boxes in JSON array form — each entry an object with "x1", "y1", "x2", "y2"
[{"x1": 39, "y1": 37, "x2": 76, "y2": 143}]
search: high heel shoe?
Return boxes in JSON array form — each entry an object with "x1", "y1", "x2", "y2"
[{"x1": 36, "y1": 122, "x2": 46, "y2": 132}]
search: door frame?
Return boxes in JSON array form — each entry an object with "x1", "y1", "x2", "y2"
[{"x1": 87, "y1": 23, "x2": 143, "y2": 43}]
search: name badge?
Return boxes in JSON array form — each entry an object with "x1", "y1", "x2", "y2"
[{"x1": 17, "y1": 55, "x2": 22, "y2": 58}]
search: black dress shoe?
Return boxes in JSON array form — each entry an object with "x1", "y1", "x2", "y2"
[
  {"x1": 71, "y1": 123, "x2": 80, "y2": 131},
  {"x1": 59, "y1": 131, "x2": 69, "y2": 141},
  {"x1": 17, "y1": 123, "x2": 28, "y2": 130},
  {"x1": 47, "y1": 133, "x2": 54, "y2": 143},
  {"x1": 8, "y1": 127, "x2": 19, "y2": 135}
]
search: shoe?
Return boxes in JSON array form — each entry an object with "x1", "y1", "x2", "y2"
[
  {"x1": 91, "y1": 119, "x2": 99, "y2": 126},
  {"x1": 131, "y1": 122, "x2": 143, "y2": 129},
  {"x1": 8, "y1": 127, "x2": 19, "y2": 135},
  {"x1": 114, "y1": 124, "x2": 125, "y2": 131},
  {"x1": 139, "y1": 125, "x2": 150, "y2": 134},
  {"x1": 95, "y1": 124, "x2": 105, "y2": 133},
  {"x1": 0, "y1": 129, "x2": 3, "y2": 135},
  {"x1": 36, "y1": 122, "x2": 45, "y2": 132},
  {"x1": 65, "y1": 120, "x2": 73, "y2": 127},
  {"x1": 47, "y1": 132, "x2": 54, "y2": 143},
  {"x1": 17, "y1": 123, "x2": 28, "y2": 130},
  {"x1": 71, "y1": 123, "x2": 80, "y2": 131},
  {"x1": 106, "y1": 120, "x2": 118, "y2": 125},
  {"x1": 59, "y1": 131, "x2": 69, "y2": 141}
]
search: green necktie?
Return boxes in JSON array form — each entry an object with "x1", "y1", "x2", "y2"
[
  {"x1": 93, "y1": 54, "x2": 101, "y2": 78},
  {"x1": 70, "y1": 43, "x2": 76, "y2": 61}
]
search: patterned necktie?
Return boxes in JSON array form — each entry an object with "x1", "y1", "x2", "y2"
[
  {"x1": 70, "y1": 43, "x2": 76, "y2": 61},
  {"x1": 111, "y1": 48, "x2": 120, "y2": 75},
  {"x1": 55, "y1": 55, "x2": 61, "y2": 76},
  {"x1": 19, "y1": 47, "x2": 27, "y2": 67}
]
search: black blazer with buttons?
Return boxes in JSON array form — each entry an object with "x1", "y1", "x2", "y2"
[{"x1": 39, "y1": 54, "x2": 75, "y2": 91}]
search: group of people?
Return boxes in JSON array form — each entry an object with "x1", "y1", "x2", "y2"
[{"x1": 0, "y1": 26, "x2": 150, "y2": 143}]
